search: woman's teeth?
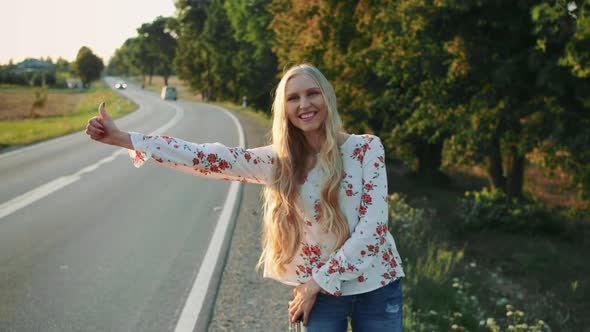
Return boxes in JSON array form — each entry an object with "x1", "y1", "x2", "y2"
[{"x1": 300, "y1": 112, "x2": 316, "y2": 119}]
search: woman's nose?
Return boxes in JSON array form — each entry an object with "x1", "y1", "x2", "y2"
[{"x1": 299, "y1": 97, "x2": 310, "y2": 109}]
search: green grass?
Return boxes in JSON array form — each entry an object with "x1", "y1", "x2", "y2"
[
  {"x1": 390, "y1": 171, "x2": 589, "y2": 331},
  {"x1": 0, "y1": 81, "x2": 136, "y2": 147}
]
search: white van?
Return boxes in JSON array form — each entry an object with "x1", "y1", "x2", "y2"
[{"x1": 161, "y1": 86, "x2": 177, "y2": 101}]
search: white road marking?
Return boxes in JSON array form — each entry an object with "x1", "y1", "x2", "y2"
[
  {"x1": 0, "y1": 103, "x2": 184, "y2": 220},
  {"x1": 173, "y1": 105, "x2": 246, "y2": 332},
  {"x1": 2, "y1": 99, "x2": 247, "y2": 332}
]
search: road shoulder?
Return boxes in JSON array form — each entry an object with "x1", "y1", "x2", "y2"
[{"x1": 208, "y1": 109, "x2": 292, "y2": 332}]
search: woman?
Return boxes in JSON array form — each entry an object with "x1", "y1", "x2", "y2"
[{"x1": 86, "y1": 64, "x2": 405, "y2": 331}]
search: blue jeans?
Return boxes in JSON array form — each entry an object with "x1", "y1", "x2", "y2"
[{"x1": 305, "y1": 279, "x2": 403, "y2": 332}]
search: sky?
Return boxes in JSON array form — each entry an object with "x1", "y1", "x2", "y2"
[{"x1": 0, "y1": 0, "x2": 176, "y2": 65}]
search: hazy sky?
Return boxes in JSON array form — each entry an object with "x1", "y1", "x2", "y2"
[{"x1": 0, "y1": 0, "x2": 176, "y2": 64}]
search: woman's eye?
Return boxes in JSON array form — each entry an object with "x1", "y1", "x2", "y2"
[
  {"x1": 309, "y1": 91, "x2": 320, "y2": 97},
  {"x1": 288, "y1": 96, "x2": 299, "y2": 101}
]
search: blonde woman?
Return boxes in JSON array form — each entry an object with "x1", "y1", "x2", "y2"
[{"x1": 85, "y1": 64, "x2": 405, "y2": 331}]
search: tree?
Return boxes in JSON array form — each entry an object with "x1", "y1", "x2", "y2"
[
  {"x1": 336, "y1": 1, "x2": 460, "y2": 185},
  {"x1": 55, "y1": 57, "x2": 70, "y2": 72},
  {"x1": 224, "y1": 0, "x2": 277, "y2": 110},
  {"x1": 530, "y1": 0, "x2": 590, "y2": 206},
  {"x1": 368, "y1": 0, "x2": 590, "y2": 201},
  {"x1": 267, "y1": 0, "x2": 452, "y2": 183},
  {"x1": 268, "y1": 0, "x2": 590, "y2": 203},
  {"x1": 175, "y1": 0, "x2": 239, "y2": 101},
  {"x1": 74, "y1": 46, "x2": 104, "y2": 87},
  {"x1": 137, "y1": 16, "x2": 178, "y2": 85},
  {"x1": 175, "y1": 0, "x2": 214, "y2": 99}
]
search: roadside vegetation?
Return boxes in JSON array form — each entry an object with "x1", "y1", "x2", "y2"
[
  {"x1": 2, "y1": 0, "x2": 588, "y2": 330},
  {"x1": 389, "y1": 172, "x2": 588, "y2": 331},
  {"x1": 0, "y1": 81, "x2": 136, "y2": 148}
]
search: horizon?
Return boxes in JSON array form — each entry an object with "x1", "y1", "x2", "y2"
[{"x1": 0, "y1": 0, "x2": 176, "y2": 65}]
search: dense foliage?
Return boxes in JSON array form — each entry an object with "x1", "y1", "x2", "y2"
[
  {"x1": 108, "y1": 16, "x2": 177, "y2": 85},
  {"x1": 107, "y1": 0, "x2": 590, "y2": 210}
]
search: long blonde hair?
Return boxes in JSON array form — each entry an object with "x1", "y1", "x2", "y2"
[{"x1": 258, "y1": 64, "x2": 349, "y2": 276}]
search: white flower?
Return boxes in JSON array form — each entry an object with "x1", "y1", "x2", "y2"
[
  {"x1": 567, "y1": 2, "x2": 578, "y2": 19},
  {"x1": 568, "y1": 1, "x2": 577, "y2": 12}
]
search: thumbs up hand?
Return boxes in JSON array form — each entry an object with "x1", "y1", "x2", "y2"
[{"x1": 86, "y1": 102, "x2": 132, "y2": 149}]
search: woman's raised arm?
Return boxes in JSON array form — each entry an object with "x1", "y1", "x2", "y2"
[{"x1": 85, "y1": 102, "x2": 273, "y2": 184}]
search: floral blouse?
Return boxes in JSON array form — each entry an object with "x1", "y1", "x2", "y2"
[{"x1": 128, "y1": 132, "x2": 405, "y2": 296}]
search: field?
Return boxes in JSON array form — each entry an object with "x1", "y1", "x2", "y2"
[{"x1": 0, "y1": 81, "x2": 136, "y2": 148}]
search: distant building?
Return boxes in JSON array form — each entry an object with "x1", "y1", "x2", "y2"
[
  {"x1": 11, "y1": 58, "x2": 56, "y2": 86},
  {"x1": 15, "y1": 58, "x2": 56, "y2": 72}
]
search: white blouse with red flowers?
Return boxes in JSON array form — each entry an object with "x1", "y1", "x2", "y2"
[{"x1": 128, "y1": 132, "x2": 405, "y2": 296}]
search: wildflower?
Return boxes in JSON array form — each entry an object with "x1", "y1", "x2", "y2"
[
  {"x1": 453, "y1": 312, "x2": 463, "y2": 318},
  {"x1": 452, "y1": 282, "x2": 460, "y2": 288},
  {"x1": 516, "y1": 310, "x2": 525, "y2": 317},
  {"x1": 505, "y1": 304, "x2": 513, "y2": 311},
  {"x1": 451, "y1": 324, "x2": 459, "y2": 330},
  {"x1": 568, "y1": 1, "x2": 578, "y2": 19},
  {"x1": 506, "y1": 311, "x2": 513, "y2": 317}
]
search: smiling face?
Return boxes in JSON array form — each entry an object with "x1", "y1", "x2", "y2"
[{"x1": 285, "y1": 73, "x2": 328, "y2": 137}]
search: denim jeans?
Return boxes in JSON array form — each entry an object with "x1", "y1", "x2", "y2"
[{"x1": 305, "y1": 279, "x2": 403, "y2": 332}]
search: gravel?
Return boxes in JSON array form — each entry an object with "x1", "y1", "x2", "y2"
[{"x1": 207, "y1": 110, "x2": 292, "y2": 332}]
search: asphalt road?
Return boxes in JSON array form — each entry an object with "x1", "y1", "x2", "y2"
[{"x1": 0, "y1": 78, "x2": 242, "y2": 332}]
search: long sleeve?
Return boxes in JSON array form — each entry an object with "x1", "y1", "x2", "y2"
[
  {"x1": 128, "y1": 132, "x2": 273, "y2": 184},
  {"x1": 312, "y1": 135, "x2": 391, "y2": 295}
]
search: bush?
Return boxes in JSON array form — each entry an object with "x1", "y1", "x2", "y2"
[{"x1": 457, "y1": 188, "x2": 573, "y2": 238}]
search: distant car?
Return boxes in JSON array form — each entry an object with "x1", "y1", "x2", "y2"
[
  {"x1": 114, "y1": 82, "x2": 127, "y2": 89},
  {"x1": 161, "y1": 86, "x2": 177, "y2": 100}
]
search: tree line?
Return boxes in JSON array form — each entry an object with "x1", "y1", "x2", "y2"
[
  {"x1": 1, "y1": 46, "x2": 104, "y2": 88},
  {"x1": 107, "y1": 0, "x2": 589, "y2": 208}
]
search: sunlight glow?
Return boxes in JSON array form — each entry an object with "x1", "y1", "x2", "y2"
[{"x1": 0, "y1": 0, "x2": 176, "y2": 64}]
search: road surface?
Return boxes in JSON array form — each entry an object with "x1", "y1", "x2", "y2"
[{"x1": 0, "y1": 78, "x2": 243, "y2": 332}]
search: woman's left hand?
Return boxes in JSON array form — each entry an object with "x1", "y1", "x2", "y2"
[{"x1": 289, "y1": 278, "x2": 322, "y2": 326}]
